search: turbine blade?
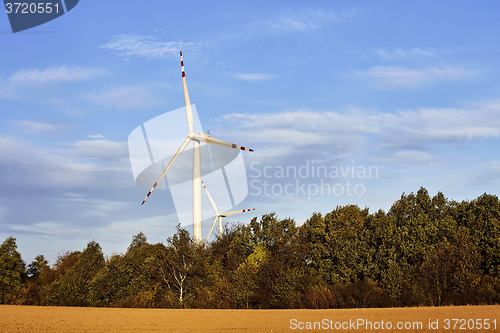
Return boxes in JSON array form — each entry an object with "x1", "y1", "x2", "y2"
[
  {"x1": 203, "y1": 135, "x2": 253, "y2": 152},
  {"x1": 201, "y1": 180, "x2": 219, "y2": 215},
  {"x1": 204, "y1": 215, "x2": 219, "y2": 245},
  {"x1": 141, "y1": 137, "x2": 191, "y2": 205},
  {"x1": 180, "y1": 51, "x2": 194, "y2": 133},
  {"x1": 218, "y1": 215, "x2": 223, "y2": 237},
  {"x1": 220, "y1": 208, "x2": 255, "y2": 217}
]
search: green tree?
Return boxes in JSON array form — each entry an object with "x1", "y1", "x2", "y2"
[
  {"x1": 364, "y1": 209, "x2": 401, "y2": 300},
  {"x1": 46, "y1": 241, "x2": 105, "y2": 306},
  {"x1": 156, "y1": 225, "x2": 207, "y2": 308},
  {"x1": 91, "y1": 241, "x2": 168, "y2": 308},
  {"x1": 300, "y1": 206, "x2": 370, "y2": 284},
  {"x1": 249, "y1": 214, "x2": 306, "y2": 308},
  {"x1": 206, "y1": 224, "x2": 255, "y2": 308},
  {"x1": 460, "y1": 194, "x2": 500, "y2": 277},
  {"x1": 0, "y1": 237, "x2": 25, "y2": 304}
]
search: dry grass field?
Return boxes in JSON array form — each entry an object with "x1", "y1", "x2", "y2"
[{"x1": 0, "y1": 304, "x2": 498, "y2": 332}]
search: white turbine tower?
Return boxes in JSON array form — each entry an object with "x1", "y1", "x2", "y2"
[
  {"x1": 141, "y1": 51, "x2": 253, "y2": 244},
  {"x1": 201, "y1": 180, "x2": 255, "y2": 244}
]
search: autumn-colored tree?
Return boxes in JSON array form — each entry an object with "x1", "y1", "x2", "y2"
[
  {"x1": 460, "y1": 194, "x2": 500, "y2": 278},
  {"x1": 45, "y1": 241, "x2": 104, "y2": 306},
  {"x1": 91, "y1": 234, "x2": 168, "y2": 308},
  {"x1": 3, "y1": 188, "x2": 500, "y2": 309},
  {"x1": 23, "y1": 254, "x2": 52, "y2": 305},
  {"x1": 417, "y1": 227, "x2": 481, "y2": 306}
]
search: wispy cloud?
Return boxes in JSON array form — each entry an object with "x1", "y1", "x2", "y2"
[
  {"x1": 72, "y1": 139, "x2": 128, "y2": 160},
  {"x1": 374, "y1": 47, "x2": 436, "y2": 60},
  {"x1": 220, "y1": 100, "x2": 500, "y2": 163},
  {"x1": 15, "y1": 120, "x2": 70, "y2": 136},
  {"x1": 221, "y1": 109, "x2": 377, "y2": 162},
  {"x1": 88, "y1": 134, "x2": 105, "y2": 139},
  {"x1": 381, "y1": 101, "x2": 500, "y2": 146},
  {"x1": 100, "y1": 34, "x2": 195, "y2": 59},
  {"x1": 5, "y1": 221, "x2": 86, "y2": 237},
  {"x1": 356, "y1": 65, "x2": 481, "y2": 89},
  {"x1": 0, "y1": 135, "x2": 130, "y2": 190},
  {"x1": 83, "y1": 84, "x2": 163, "y2": 109},
  {"x1": 0, "y1": 66, "x2": 106, "y2": 101},
  {"x1": 234, "y1": 73, "x2": 279, "y2": 82},
  {"x1": 381, "y1": 150, "x2": 435, "y2": 165},
  {"x1": 0, "y1": 133, "x2": 172, "y2": 262},
  {"x1": 257, "y1": 8, "x2": 356, "y2": 35},
  {"x1": 10, "y1": 66, "x2": 105, "y2": 84}
]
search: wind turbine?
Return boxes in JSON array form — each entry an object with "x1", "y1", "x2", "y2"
[
  {"x1": 141, "y1": 51, "x2": 253, "y2": 244},
  {"x1": 201, "y1": 180, "x2": 255, "y2": 244}
]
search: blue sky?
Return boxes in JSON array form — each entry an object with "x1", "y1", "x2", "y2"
[{"x1": 1, "y1": 1, "x2": 500, "y2": 264}]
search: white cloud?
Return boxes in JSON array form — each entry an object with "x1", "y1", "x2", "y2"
[
  {"x1": 10, "y1": 66, "x2": 105, "y2": 84},
  {"x1": 88, "y1": 134, "x2": 105, "y2": 139},
  {"x1": 0, "y1": 136, "x2": 92, "y2": 190},
  {"x1": 221, "y1": 109, "x2": 377, "y2": 161},
  {"x1": 72, "y1": 139, "x2": 128, "y2": 160},
  {"x1": 224, "y1": 108, "x2": 379, "y2": 137},
  {"x1": 15, "y1": 120, "x2": 70, "y2": 135},
  {"x1": 0, "y1": 66, "x2": 106, "y2": 102},
  {"x1": 382, "y1": 150, "x2": 435, "y2": 165},
  {"x1": 257, "y1": 8, "x2": 355, "y2": 35},
  {"x1": 374, "y1": 47, "x2": 436, "y2": 60},
  {"x1": 0, "y1": 134, "x2": 143, "y2": 261},
  {"x1": 0, "y1": 136, "x2": 130, "y2": 190},
  {"x1": 220, "y1": 101, "x2": 500, "y2": 164},
  {"x1": 6, "y1": 221, "x2": 84, "y2": 237},
  {"x1": 83, "y1": 84, "x2": 162, "y2": 109},
  {"x1": 381, "y1": 102, "x2": 500, "y2": 146},
  {"x1": 234, "y1": 73, "x2": 279, "y2": 82},
  {"x1": 100, "y1": 34, "x2": 195, "y2": 59},
  {"x1": 95, "y1": 215, "x2": 174, "y2": 241},
  {"x1": 357, "y1": 65, "x2": 481, "y2": 89}
]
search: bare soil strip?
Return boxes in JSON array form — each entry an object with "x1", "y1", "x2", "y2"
[{"x1": 0, "y1": 304, "x2": 498, "y2": 332}]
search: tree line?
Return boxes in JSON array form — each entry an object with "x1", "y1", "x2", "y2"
[{"x1": 1, "y1": 188, "x2": 499, "y2": 308}]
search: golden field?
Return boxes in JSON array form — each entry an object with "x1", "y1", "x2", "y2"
[{"x1": 0, "y1": 304, "x2": 498, "y2": 332}]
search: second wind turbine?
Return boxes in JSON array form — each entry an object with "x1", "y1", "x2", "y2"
[{"x1": 141, "y1": 51, "x2": 254, "y2": 244}]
